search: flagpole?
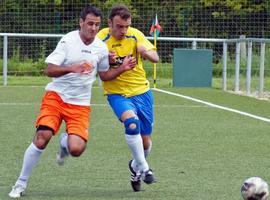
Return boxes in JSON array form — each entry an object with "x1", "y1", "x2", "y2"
[{"x1": 153, "y1": 15, "x2": 157, "y2": 88}]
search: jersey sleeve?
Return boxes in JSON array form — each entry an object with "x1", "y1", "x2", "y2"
[
  {"x1": 97, "y1": 28, "x2": 109, "y2": 42},
  {"x1": 134, "y1": 29, "x2": 156, "y2": 51},
  {"x1": 45, "y1": 37, "x2": 67, "y2": 65},
  {"x1": 97, "y1": 45, "x2": 109, "y2": 72}
]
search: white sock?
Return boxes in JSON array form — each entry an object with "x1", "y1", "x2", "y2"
[
  {"x1": 60, "y1": 132, "x2": 69, "y2": 155},
  {"x1": 132, "y1": 140, "x2": 152, "y2": 172},
  {"x1": 15, "y1": 143, "x2": 43, "y2": 187},
  {"x1": 125, "y1": 134, "x2": 149, "y2": 172}
]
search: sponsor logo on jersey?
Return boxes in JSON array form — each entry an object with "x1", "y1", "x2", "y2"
[
  {"x1": 81, "y1": 50, "x2": 92, "y2": 54},
  {"x1": 112, "y1": 43, "x2": 122, "y2": 48}
]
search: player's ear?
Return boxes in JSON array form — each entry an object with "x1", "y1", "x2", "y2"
[
  {"x1": 79, "y1": 18, "x2": 84, "y2": 28},
  {"x1": 108, "y1": 19, "x2": 112, "y2": 27}
]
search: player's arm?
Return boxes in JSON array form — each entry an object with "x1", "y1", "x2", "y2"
[
  {"x1": 45, "y1": 62, "x2": 93, "y2": 77},
  {"x1": 135, "y1": 28, "x2": 159, "y2": 63},
  {"x1": 137, "y1": 45, "x2": 159, "y2": 63},
  {"x1": 99, "y1": 56, "x2": 136, "y2": 81},
  {"x1": 44, "y1": 35, "x2": 94, "y2": 77}
]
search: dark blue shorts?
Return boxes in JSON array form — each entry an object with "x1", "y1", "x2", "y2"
[{"x1": 107, "y1": 90, "x2": 154, "y2": 135}]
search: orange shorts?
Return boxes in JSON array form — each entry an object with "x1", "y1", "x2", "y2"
[{"x1": 36, "y1": 91, "x2": 91, "y2": 141}]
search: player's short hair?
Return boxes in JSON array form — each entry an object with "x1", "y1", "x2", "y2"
[
  {"x1": 109, "y1": 5, "x2": 131, "y2": 20},
  {"x1": 80, "y1": 5, "x2": 102, "y2": 21}
]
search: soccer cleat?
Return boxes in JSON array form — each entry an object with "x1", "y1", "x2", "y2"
[
  {"x1": 9, "y1": 184, "x2": 26, "y2": 198},
  {"x1": 142, "y1": 169, "x2": 156, "y2": 184},
  {"x1": 56, "y1": 133, "x2": 69, "y2": 166},
  {"x1": 128, "y1": 160, "x2": 141, "y2": 192}
]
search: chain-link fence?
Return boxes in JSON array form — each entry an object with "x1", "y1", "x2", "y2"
[
  {"x1": 1, "y1": 1, "x2": 270, "y2": 98},
  {"x1": 1, "y1": 1, "x2": 270, "y2": 60},
  {"x1": 2, "y1": 1, "x2": 270, "y2": 37}
]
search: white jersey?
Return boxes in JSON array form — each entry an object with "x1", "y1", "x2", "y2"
[{"x1": 45, "y1": 30, "x2": 109, "y2": 106}]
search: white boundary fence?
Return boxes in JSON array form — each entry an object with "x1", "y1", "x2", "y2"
[{"x1": 1, "y1": 33, "x2": 270, "y2": 98}]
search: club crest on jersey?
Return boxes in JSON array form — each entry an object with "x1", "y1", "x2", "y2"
[
  {"x1": 115, "y1": 56, "x2": 125, "y2": 65},
  {"x1": 110, "y1": 56, "x2": 126, "y2": 68}
]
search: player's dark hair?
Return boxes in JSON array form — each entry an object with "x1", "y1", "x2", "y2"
[
  {"x1": 80, "y1": 5, "x2": 102, "y2": 21},
  {"x1": 109, "y1": 5, "x2": 131, "y2": 20}
]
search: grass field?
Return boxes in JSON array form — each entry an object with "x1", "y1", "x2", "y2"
[{"x1": 1, "y1": 83, "x2": 270, "y2": 200}]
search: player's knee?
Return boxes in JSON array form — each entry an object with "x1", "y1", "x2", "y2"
[
  {"x1": 34, "y1": 127, "x2": 53, "y2": 149},
  {"x1": 68, "y1": 142, "x2": 86, "y2": 157},
  {"x1": 124, "y1": 117, "x2": 140, "y2": 135},
  {"x1": 69, "y1": 149, "x2": 83, "y2": 157},
  {"x1": 69, "y1": 146, "x2": 85, "y2": 157}
]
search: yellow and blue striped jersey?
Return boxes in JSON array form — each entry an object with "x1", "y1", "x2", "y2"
[{"x1": 97, "y1": 27, "x2": 156, "y2": 97}]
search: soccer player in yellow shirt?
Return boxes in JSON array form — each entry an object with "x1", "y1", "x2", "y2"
[{"x1": 98, "y1": 4, "x2": 159, "y2": 192}]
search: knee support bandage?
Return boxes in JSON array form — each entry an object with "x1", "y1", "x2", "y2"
[{"x1": 124, "y1": 117, "x2": 140, "y2": 135}]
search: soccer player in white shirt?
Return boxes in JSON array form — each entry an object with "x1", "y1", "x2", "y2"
[{"x1": 9, "y1": 5, "x2": 136, "y2": 198}]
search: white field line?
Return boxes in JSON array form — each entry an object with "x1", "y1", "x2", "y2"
[
  {"x1": 0, "y1": 102, "x2": 38, "y2": 106},
  {"x1": 154, "y1": 105, "x2": 207, "y2": 108},
  {"x1": 153, "y1": 88, "x2": 270, "y2": 123},
  {"x1": 0, "y1": 102, "x2": 206, "y2": 108},
  {"x1": 0, "y1": 86, "x2": 44, "y2": 88},
  {"x1": 0, "y1": 86, "x2": 101, "y2": 88},
  {"x1": 0, "y1": 103, "x2": 108, "y2": 106}
]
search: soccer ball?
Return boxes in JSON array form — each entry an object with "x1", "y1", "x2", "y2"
[{"x1": 241, "y1": 177, "x2": 269, "y2": 200}]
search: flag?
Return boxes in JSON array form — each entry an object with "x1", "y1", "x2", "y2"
[{"x1": 149, "y1": 14, "x2": 162, "y2": 37}]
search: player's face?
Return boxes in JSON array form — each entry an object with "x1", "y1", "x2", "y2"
[
  {"x1": 79, "y1": 14, "x2": 101, "y2": 44},
  {"x1": 109, "y1": 16, "x2": 131, "y2": 40}
]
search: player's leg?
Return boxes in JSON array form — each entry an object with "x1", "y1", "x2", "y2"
[
  {"x1": 138, "y1": 135, "x2": 155, "y2": 184},
  {"x1": 132, "y1": 136, "x2": 152, "y2": 170},
  {"x1": 56, "y1": 103, "x2": 90, "y2": 165},
  {"x1": 130, "y1": 135, "x2": 153, "y2": 189},
  {"x1": 9, "y1": 128, "x2": 53, "y2": 198},
  {"x1": 57, "y1": 133, "x2": 87, "y2": 165},
  {"x1": 142, "y1": 135, "x2": 152, "y2": 158},
  {"x1": 107, "y1": 94, "x2": 150, "y2": 192},
  {"x1": 123, "y1": 110, "x2": 150, "y2": 191},
  {"x1": 121, "y1": 110, "x2": 149, "y2": 172},
  {"x1": 56, "y1": 132, "x2": 87, "y2": 164},
  {"x1": 9, "y1": 92, "x2": 61, "y2": 198},
  {"x1": 67, "y1": 134, "x2": 87, "y2": 156},
  {"x1": 56, "y1": 132, "x2": 69, "y2": 165},
  {"x1": 131, "y1": 135, "x2": 152, "y2": 170},
  {"x1": 130, "y1": 90, "x2": 156, "y2": 184}
]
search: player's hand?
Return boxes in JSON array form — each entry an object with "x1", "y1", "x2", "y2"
[
  {"x1": 120, "y1": 55, "x2": 136, "y2": 71},
  {"x1": 81, "y1": 61, "x2": 94, "y2": 74},
  {"x1": 70, "y1": 61, "x2": 94, "y2": 74},
  {"x1": 109, "y1": 51, "x2": 117, "y2": 65}
]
